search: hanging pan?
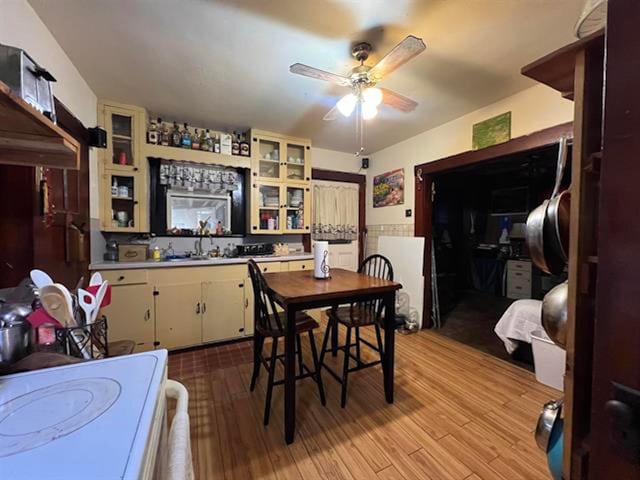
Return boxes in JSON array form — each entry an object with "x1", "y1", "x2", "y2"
[{"x1": 526, "y1": 137, "x2": 570, "y2": 274}]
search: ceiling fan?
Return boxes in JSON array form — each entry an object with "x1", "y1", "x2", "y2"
[{"x1": 290, "y1": 35, "x2": 426, "y2": 121}]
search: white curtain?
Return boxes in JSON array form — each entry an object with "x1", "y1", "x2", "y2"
[{"x1": 313, "y1": 183, "x2": 358, "y2": 241}]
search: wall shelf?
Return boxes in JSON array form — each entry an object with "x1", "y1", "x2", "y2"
[
  {"x1": 0, "y1": 81, "x2": 80, "y2": 169},
  {"x1": 142, "y1": 143, "x2": 250, "y2": 168}
]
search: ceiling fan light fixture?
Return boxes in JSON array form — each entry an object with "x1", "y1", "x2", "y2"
[
  {"x1": 337, "y1": 93, "x2": 357, "y2": 117},
  {"x1": 362, "y1": 87, "x2": 383, "y2": 107},
  {"x1": 361, "y1": 101, "x2": 378, "y2": 120}
]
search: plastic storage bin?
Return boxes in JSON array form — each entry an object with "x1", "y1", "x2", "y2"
[{"x1": 531, "y1": 329, "x2": 566, "y2": 391}]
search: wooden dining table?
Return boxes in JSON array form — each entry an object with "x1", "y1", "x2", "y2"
[{"x1": 263, "y1": 267, "x2": 402, "y2": 444}]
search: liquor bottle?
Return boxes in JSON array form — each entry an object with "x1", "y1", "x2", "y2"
[
  {"x1": 214, "y1": 133, "x2": 221, "y2": 154},
  {"x1": 231, "y1": 130, "x2": 240, "y2": 156},
  {"x1": 240, "y1": 132, "x2": 250, "y2": 157},
  {"x1": 147, "y1": 117, "x2": 158, "y2": 144},
  {"x1": 171, "y1": 121, "x2": 181, "y2": 147},
  {"x1": 181, "y1": 123, "x2": 192, "y2": 149},
  {"x1": 203, "y1": 129, "x2": 212, "y2": 151},
  {"x1": 160, "y1": 120, "x2": 170, "y2": 146},
  {"x1": 192, "y1": 128, "x2": 200, "y2": 150}
]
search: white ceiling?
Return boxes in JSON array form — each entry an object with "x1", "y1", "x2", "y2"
[{"x1": 29, "y1": 0, "x2": 582, "y2": 153}]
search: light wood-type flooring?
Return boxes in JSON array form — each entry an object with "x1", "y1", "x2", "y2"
[{"x1": 168, "y1": 320, "x2": 559, "y2": 480}]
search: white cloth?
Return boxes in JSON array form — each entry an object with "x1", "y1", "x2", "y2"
[
  {"x1": 164, "y1": 380, "x2": 194, "y2": 480},
  {"x1": 494, "y1": 299, "x2": 543, "y2": 354}
]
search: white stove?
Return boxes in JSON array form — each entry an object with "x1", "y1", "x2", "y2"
[{"x1": 0, "y1": 350, "x2": 168, "y2": 479}]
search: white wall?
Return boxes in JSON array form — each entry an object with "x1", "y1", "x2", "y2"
[
  {"x1": 0, "y1": 0, "x2": 101, "y2": 257},
  {"x1": 367, "y1": 84, "x2": 574, "y2": 226},
  {"x1": 312, "y1": 147, "x2": 363, "y2": 174}
]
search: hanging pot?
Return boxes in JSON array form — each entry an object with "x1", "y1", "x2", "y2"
[
  {"x1": 542, "y1": 281, "x2": 568, "y2": 348},
  {"x1": 526, "y1": 137, "x2": 569, "y2": 274}
]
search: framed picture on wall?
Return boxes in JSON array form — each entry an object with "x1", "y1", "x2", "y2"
[{"x1": 373, "y1": 168, "x2": 404, "y2": 207}]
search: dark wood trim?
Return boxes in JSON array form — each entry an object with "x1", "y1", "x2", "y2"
[
  {"x1": 414, "y1": 122, "x2": 573, "y2": 177},
  {"x1": 311, "y1": 168, "x2": 366, "y2": 264},
  {"x1": 521, "y1": 29, "x2": 604, "y2": 100},
  {"x1": 414, "y1": 122, "x2": 573, "y2": 329}
]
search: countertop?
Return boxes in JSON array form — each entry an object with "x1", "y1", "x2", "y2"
[{"x1": 90, "y1": 252, "x2": 314, "y2": 270}]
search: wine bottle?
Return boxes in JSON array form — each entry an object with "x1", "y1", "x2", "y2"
[
  {"x1": 240, "y1": 132, "x2": 250, "y2": 157},
  {"x1": 160, "y1": 119, "x2": 170, "y2": 146},
  {"x1": 214, "y1": 133, "x2": 221, "y2": 154},
  {"x1": 204, "y1": 129, "x2": 212, "y2": 152},
  {"x1": 231, "y1": 130, "x2": 240, "y2": 156},
  {"x1": 192, "y1": 128, "x2": 200, "y2": 150},
  {"x1": 171, "y1": 121, "x2": 181, "y2": 147},
  {"x1": 181, "y1": 123, "x2": 192, "y2": 149}
]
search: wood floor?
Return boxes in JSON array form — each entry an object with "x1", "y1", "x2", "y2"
[{"x1": 168, "y1": 321, "x2": 559, "y2": 480}]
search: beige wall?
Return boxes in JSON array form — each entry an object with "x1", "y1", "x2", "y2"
[
  {"x1": 366, "y1": 84, "x2": 574, "y2": 226},
  {"x1": 312, "y1": 147, "x2": 362, "y2": 174}
]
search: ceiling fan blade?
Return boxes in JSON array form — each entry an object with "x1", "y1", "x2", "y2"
[
  {"x1": 380, "y1": 88, "x2": 418, "y2": 112},
  {"x1": 323, "y1": 105, "x2": 340, "y2": 121},
  {"x1": 290, "y1": 63, "x2": 351, "y2": 86},
  {"x1": 368, "y1": 35, "x2": 426, "y2": 81}
]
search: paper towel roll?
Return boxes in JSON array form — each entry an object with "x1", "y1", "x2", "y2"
[{"x1": 313, "y1": 241, "x2": 330, "y2": 279}]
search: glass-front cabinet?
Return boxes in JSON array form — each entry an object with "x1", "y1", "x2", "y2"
[
  {"x1": 284, "y1": 142, "x2": 311, "y2": 183},
  {"x1": 253, "y1": 136, "x2": 282, "y2": 181},
  {"x1": 252, "y1": 182, "x2": 283, "y2": 233},
  {"x1": 250, "y1": 130, "x2": 312, "y2": 235},
  {"x1": 103, "y1": 104, "x2": 143, "y2": 172},
  {"x1": 283, "y1": 185, "x2": 310, "y2": 233},
  {"x1": 102, "y1": 172, "x2": 141, "y2": 232}
]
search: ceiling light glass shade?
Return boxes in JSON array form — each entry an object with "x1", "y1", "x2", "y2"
[
  {"x1": 337, "y1": 93, "x2": 357, "y2": 117},
  {"x1": 575, "y1": 0, "x2": 607, "y2": 38},
  {"x1": 363, "y1": 87, "x2": 383, "y2": 107},
  {"x1": 361, "y1": 102, "x2": 378, "y2": 120}
]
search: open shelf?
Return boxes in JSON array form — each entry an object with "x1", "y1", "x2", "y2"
[
  {"x1": 0, "y1": 81, "x2": 80, "y2": 169},
  {"x1": 142, "y1": 143, "x2": 250, "y2": 168}
]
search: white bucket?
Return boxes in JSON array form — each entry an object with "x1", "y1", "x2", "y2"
[{"x1": 531, "y1": 329, "x2": 566, "y2": 391}]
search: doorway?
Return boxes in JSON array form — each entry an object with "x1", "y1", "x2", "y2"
[{"x1": 310, "y1": 169, "x2": 366, "y2": 271}]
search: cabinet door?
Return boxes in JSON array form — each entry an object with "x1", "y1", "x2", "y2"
[
  {"x1": 154, "y1": 283, "x2": 202, "y2": 350},
  {"x1": 202, "y1": 279, "x2": 245, "y2": 343},
  {"x1": 251, "y1": 181, "x2": 284, "y2": 234},
  {"x1": 101, "y1": 171, "x2": 142, "y2": 232},
  {"x1": 104, "y1": 105, "x2": 141, "y2": 172},
  {"x1": 101, "y1": 284, "x2": 154, "y2": 352},
  {"x1": 283, "y1": 184, "x2": 311, "y2": 234},
  {"x1": 251, "y1": 135, "x2": 283, "y2": 181},
  {"x1": 284, "y1": 142, "x2": 311, "y2": 183}
]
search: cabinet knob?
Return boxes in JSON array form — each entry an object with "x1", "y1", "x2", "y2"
[
  {"x1": 134, "y1": 201, "x2": 139, "y2": 205},
  {"x1": 238, "y1": 283, "x2": 244, "y2": 288},
  {"x1": 301, "y1": 265, "x2": 306, "y2": 269},
  {"x1": 133, "y1": 167, "x2": 139, "y2": 172},
  {"x1": 306, "y1": 177, "x2": 310, "y2": 181},
  {"x1": 253, "y1": 226, "x2": 257, "y2": 230},
  {"x1": 196, "y1": 302, "x2": 201, "y2": 314},
  {"x1": 118, "y1": 275, "x2": 125, "y2": 281},
  {"x1": 305, "y1": 146, "x2": 310, "y2": 150},
  {"x1": 305, "y1": 226, "x2": 310, "y2": 230}
]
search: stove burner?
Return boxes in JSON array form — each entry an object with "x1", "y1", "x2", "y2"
[{"x1": 0, "y1": 377, "x2": 121, "y2": 457}]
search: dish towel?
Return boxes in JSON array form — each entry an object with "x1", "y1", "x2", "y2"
[
  {"x1": 165, "y1": 379, "x2": 194, "y2": 480},
  {"x1": 494, "y1": 299, "x2": 543, "y2": 354}
]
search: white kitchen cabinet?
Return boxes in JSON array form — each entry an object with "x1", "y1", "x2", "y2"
[
  {"x1": 101, "y1": 283, "x2": 154, "y2": 352},
  {"x1": 154, "y1": 283, "x2": 203, "y2": 349}
]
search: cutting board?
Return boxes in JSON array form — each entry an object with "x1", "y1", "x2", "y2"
[{"x1": 377, "y1": 236, "x2": 425, "y2": 328}]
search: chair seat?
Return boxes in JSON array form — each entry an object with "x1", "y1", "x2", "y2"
[
  {"x1": 256, "y1": 311, "x2": 319, "y2": 338},
  {"x1": 329, "y1": 305, "x2": 381, "y2": 328}
]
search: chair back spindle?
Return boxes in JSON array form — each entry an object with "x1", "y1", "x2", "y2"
[
  {"x1": 357, "y1": 254, "x2": 394, "y2": 319},
  {"x1": 247, "y1": 259, "x2": 284, "y2": 334}
]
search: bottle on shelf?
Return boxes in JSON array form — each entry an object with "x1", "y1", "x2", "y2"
[
  {"x1": 181, "y1": 123, "x2": 192, "y2": 149},
  {"x1": 200, "y1": 129, "x2": 208, "y2": 151},
  {"x1": 205, "y1": 129, "x2": 214, "y2": 152},
  {"x1": 231, "y1": 130, "x2": 240, "y2": 156},
  {"x1": 192, "y1": 128, "x2": 200, "y2": 150},
  {"x1": 214, "y1": 133, "x2": 221, "y2": 154},
  {"x1": 171, "y1": 121, "x2": 181, "y2": 147},
  {"x1": 160, "y1": 120, "x2": 170, "y2": 146},
  {"x1": 111, "y1": 178, "x2": 118, "y2": 196},
  {"x1": 240, "y1": 132, "x2": 250, "y2": 157},
  {"x1": 147, "y1": 117, "x2": 159, "y2": 145}
]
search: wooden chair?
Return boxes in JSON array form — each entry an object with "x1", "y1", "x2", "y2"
[
  {"x1": 319, "y1": 254, "x2": 394, "y2": 407},
  {"x1": 247, "y1": 259, "x2": 326, "y2": 425}
]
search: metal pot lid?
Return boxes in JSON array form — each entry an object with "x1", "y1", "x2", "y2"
[{"x1": 535, "y1": 398, "x2": 564, "y2": 452}]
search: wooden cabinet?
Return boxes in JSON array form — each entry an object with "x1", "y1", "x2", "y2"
[
  {"x1": 97, "y1": 101, "x2": 148, "y2": 232},
  {"x1": 249, "y1": 130, "x2": 312, "y2": 234},
  {"x1": 286, "y1": 259, "x2": 314, "y2": 271},
  {"x1": 102, "y1": 283, "x2": 154, "y2": 352},
  {"x1": 202, "y1": 279, "x2": 246, "y2": 342},
  {"x1": 154, "y1": 282, "x2": 203, "y2": 350}
]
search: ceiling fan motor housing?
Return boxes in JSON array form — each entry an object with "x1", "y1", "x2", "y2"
[{"x1": 351, "y1": 42, "x2": 372, "y2": 62}]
